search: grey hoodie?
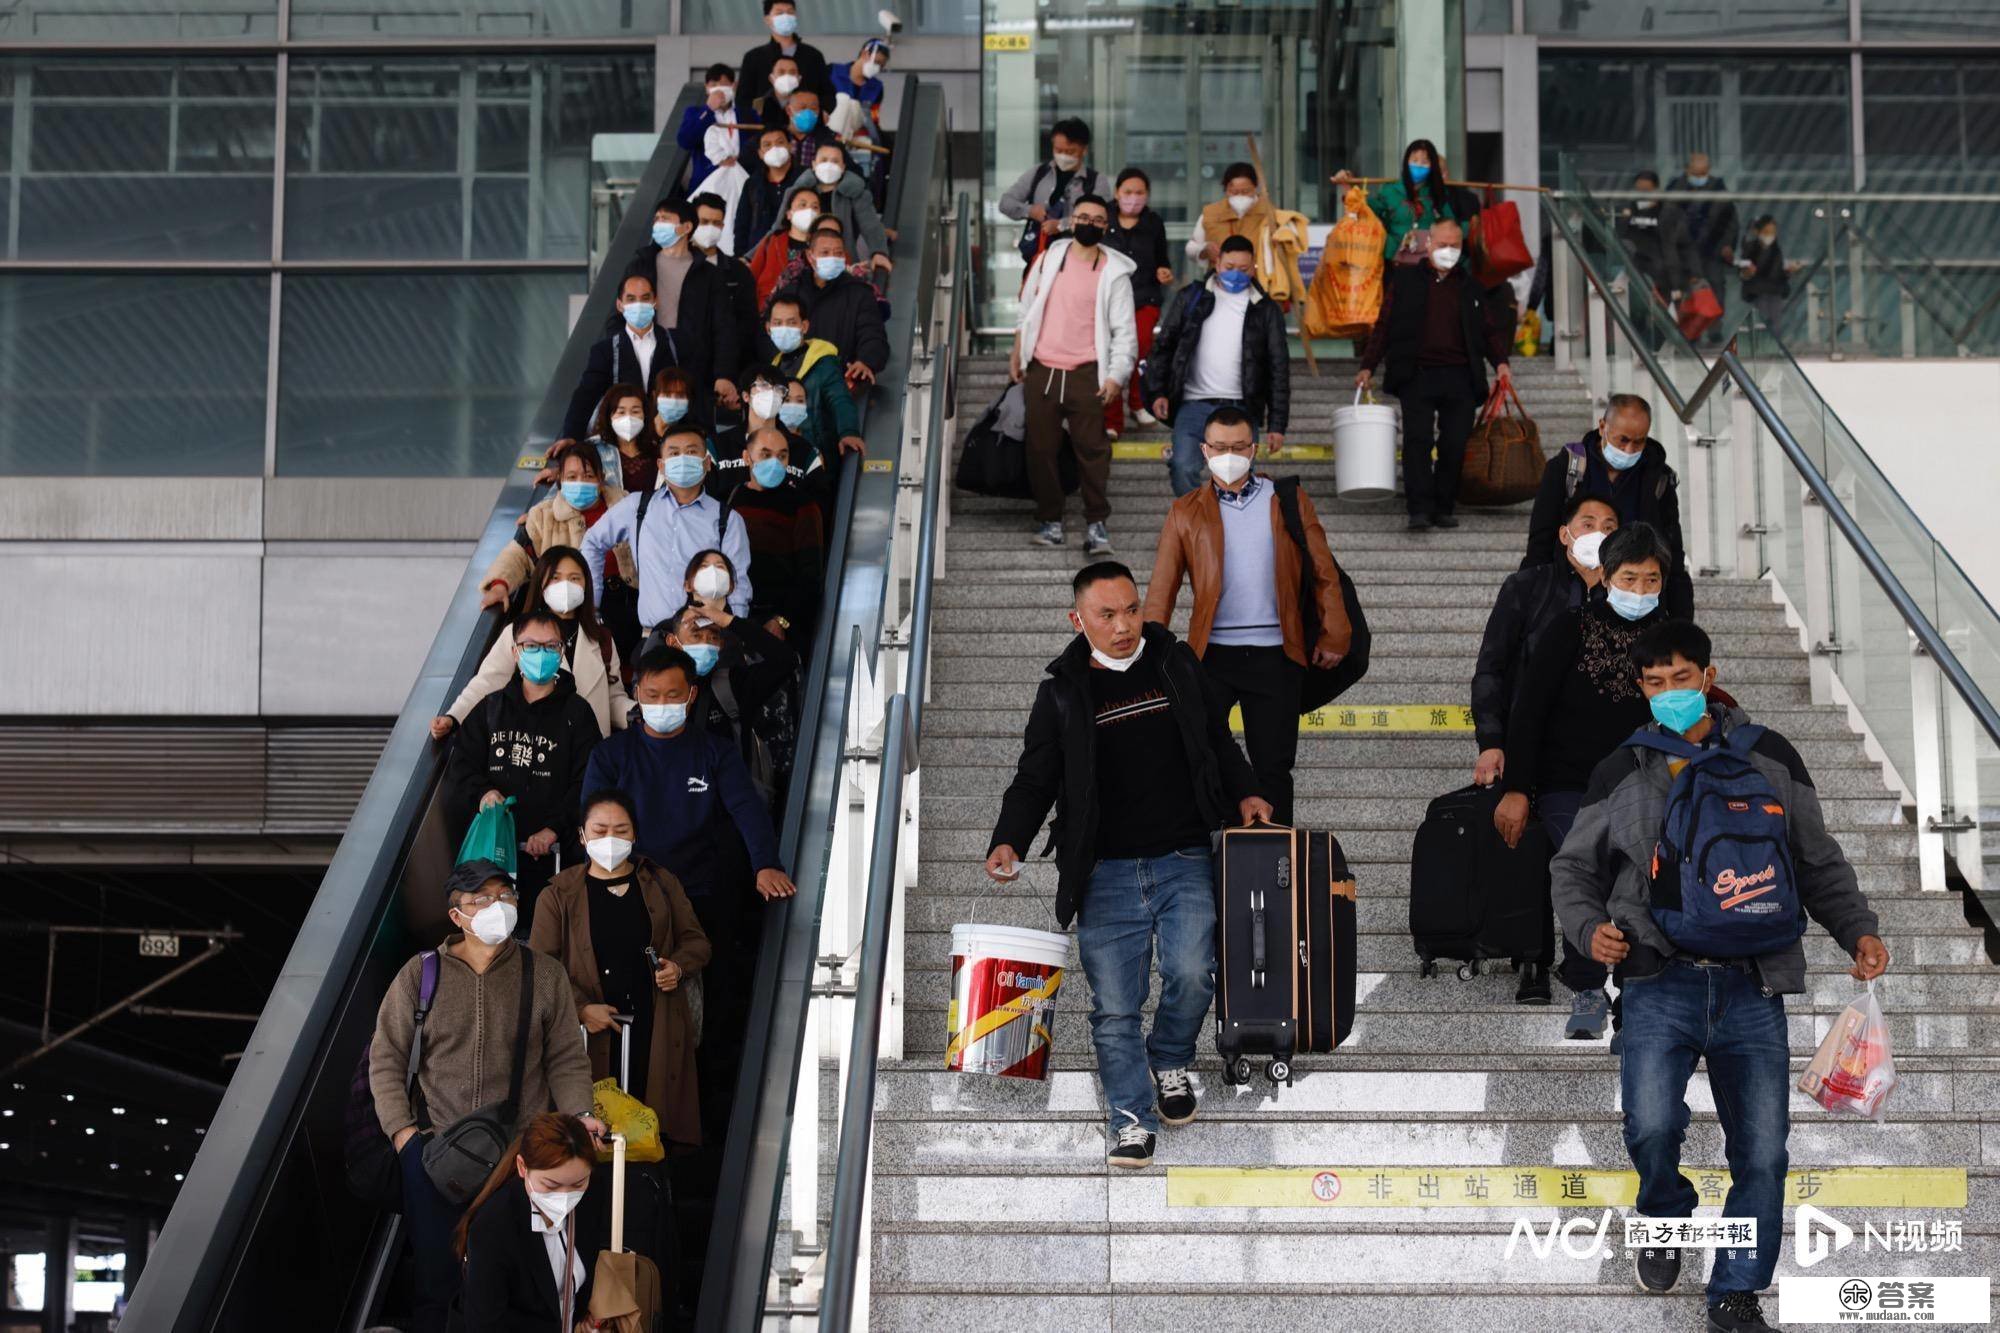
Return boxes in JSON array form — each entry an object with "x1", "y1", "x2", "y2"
[
  {"x1": 770, "y1": 166, "x2": 888, "y2": 262},
  {"x1": 1550, "y1": 704, "x2": 1880, "y2": 996}
]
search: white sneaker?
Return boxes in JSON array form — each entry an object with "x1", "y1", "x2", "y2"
[{"x1": 1134, "y1": 407, "x2": 1159, "y2": 427}]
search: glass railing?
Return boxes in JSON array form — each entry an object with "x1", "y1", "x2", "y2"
[{"x1": 1547, "y1": 175, "x2": 2000, "y2": 913}]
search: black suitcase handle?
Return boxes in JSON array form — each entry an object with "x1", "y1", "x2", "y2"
[{"x1": 1250, "y1": 888, "x2": 1267, "y2": 987}]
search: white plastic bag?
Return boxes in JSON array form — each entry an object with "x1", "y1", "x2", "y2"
[{"x1": 1798, "y1": 980, "x2": 1897, "y2": 1122}]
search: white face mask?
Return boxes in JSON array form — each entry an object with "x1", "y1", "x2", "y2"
[
  {"x1": 543, "y1": 580, "x2": 584, "y2": 614},
  {"x1": 1568, "y1": 529, "x2": 1608, "y2": 570},
  {"x1": 772, "y1": 74, "x2": 800, "y2": 97},
  {"x1": 1088, "y1": 637, "x2": 1145, "y2": 672},
  {"x1": 530, "y1": 1186, "x2": 586, "y2": 1227},
  {"x1": 585, "y1": 835, "x2": 634, "y2": 870},
  {"x1": 789, "y1": 206, "x2": 819, "y2": 234},
  {"x1": 708, "y1": 84, "x2": 734, "y2": 106},
  {"x1": 812, "y1": 160, "x2": 844, "y2": 185},
  {"x1": 458, "y1": 900, "x2": 517, "y2": 946},
  {"x1": 749, "y1": 386, "x2": 782, "y2": 419},
  {"x1": 1430, "y1": 245, "x2": 1462, "y2": 270},
  {"x1": 693, "y1": 223, "x2": 724, "y2": 250},
  {"x1": 1205, "y1": 451, "x2": 1252, "y2": 485},
  {"x1": 692, "y1": 565, "x2": 732, "y2": 599},
  {"x1": 862, "y1": 59, "x2": 883, "y2": 78},
  {"x1": 763, "y1": 145, "x2": 793, "y2": 169},
  {"x1": 1227, "y1": 193, "x2": 1255, "y2": 216},
  {"x1": 610, "y1": 414, "x2": 644, "y2": 442},
  {"x1": 1051, "y1": 151, "x2": 1081, "y2": 172}
]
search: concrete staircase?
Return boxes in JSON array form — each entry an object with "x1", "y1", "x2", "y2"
[{"x1": 869, "y1": 352, "x2": 2000, "y2": 1330}]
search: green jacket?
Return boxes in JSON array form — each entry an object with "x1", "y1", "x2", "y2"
[
  {"x1": 775, "y1": 336, "x2": 860, "y2": 470},
  {"x1": 1368, "y1": 179, "x2": 1474, "y2": 261}
]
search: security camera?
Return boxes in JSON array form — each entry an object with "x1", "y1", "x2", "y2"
[{"x1": 878, "y1": 8, "x2": 902, "y2": 35}]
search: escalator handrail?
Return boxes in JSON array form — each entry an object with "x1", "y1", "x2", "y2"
[{"x1": 120, "y1": 83, "x2": 706, "y2": 1333}]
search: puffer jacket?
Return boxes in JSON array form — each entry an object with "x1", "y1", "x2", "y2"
[
  {"x1": 1142, "y1": 276, "x2": 1293, "y2": 433},
  {"x1": 1550, "y1": 704, "x2": 1881, "y2": 996},
  {"x1": 482, "y1": 485, "x2": 634, "y2": 598}
]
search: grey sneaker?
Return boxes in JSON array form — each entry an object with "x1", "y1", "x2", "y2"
[
  {"x1": 1566, "y1": 989, "x2": 1610, "y2": 1040},
  {"x1": 1084, "y1": 521, "x2": 1114, "y2": 556},
  {"x1": 1107, "y1": 1110, "x2": 1156, "y2": 1168},
  {"x1": 1031, "y1": 521, "x2": 1065, "y2": 547}
]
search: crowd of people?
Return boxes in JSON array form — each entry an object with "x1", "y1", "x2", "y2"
[
  {"x1": 366, "y1": 7, "x2": 896, "y2": 1326},
  {"x1": 982, "y1": 122, "x2": 1889, "y2": 1333}
]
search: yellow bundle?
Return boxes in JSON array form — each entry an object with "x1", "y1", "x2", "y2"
[
  {"x1": 1515, "y1": 308, "x2": 1543, "y2": 357},
  {"x1": 592, "y1": 1077, "x2": 664, "y2": 1163},
  {"x1": 1303, "y1": 187, "x2": 1387, "y2": 341}
]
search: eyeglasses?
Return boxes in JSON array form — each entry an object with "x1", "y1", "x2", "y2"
[
  {"x1": 458, "y1": 890, "x2": 520, "y2": 911},
  {"x1": 1204, "y1": 440, "x2": 1256, "y2": 455}
]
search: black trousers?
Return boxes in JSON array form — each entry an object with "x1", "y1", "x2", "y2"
[
  {"x1": 1200, "y1": 643, "x2": 1303, "y2": 826},
  {"x1": 1396, "y1": 366, "x2": 1480, "y2": 520}
]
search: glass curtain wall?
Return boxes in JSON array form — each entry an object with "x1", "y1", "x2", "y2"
[{"x1": 0, "y1": 19, "x2": 651, "y2": 479}]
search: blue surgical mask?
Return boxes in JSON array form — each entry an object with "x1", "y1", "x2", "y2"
[
  {"x1": 640, "y1": 701, "x2": 688, "y2": 732},
  {"x1": 1606, "y1": 586, "x2": 1660, "y2": 621},
  {"x1": 560, "y1": 480, "x2": 599, "y2": 510},
  {"x1": 1407, "y1": 161, "x2": 1432, "y2": 182},
  {"x1": 1216, "y1": 269, "x2": 1252, "y2": 294},
  {"x1": 776, "y1": 401, "x2": 809, "y2": 430},
  {"x1": 813, "y1": 255, "x2": 846, "y2": 281},
  {"x1": 683, "y1": 643, "x2": 722, "y2": 677},
  {"x1": 770, "y1": 11, "x2": 798, "y2": 36},
  {"x1": 518, "y1": 645, "x2": 563, "y2": 684},
  {"x1": 624, "y1": 301, "x2": 656, "y2": 331},
  {"x1": 656, "y1": 395, "x2": 689, "y2": 424},
  {"x1": 652, "y1": 221, "x2": 679, "y2": 249},
  {"x1": 791, "y1": 108, "x2": 819, "y2": 133},
  {"x1": 768, "y1": 324, "x2": 804, "y2": 353},
  {"x1": 1601, "y1": 441, "x2": 1643, "y2": 471},
  {"x1": 752, "y1": 457, "x2": 789, "y2": 488},
  {"x1": 662, "y1": 454, "x2": 707, "y2": 489},
  {"x1": 1685, "y1": 174, "x2": 1710, "y2": 187},
  {"x1": 1649, "y1": 687, "x2": 1710, "y2": 734}
]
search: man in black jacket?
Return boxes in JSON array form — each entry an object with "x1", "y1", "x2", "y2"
[
  {"x1": 1144, "y1": 235, "x2": 1291, "y2": 497},
  {"x1": 793, "y1": 229, "x2": 889, "y2": 385},
  {"x1": 1618, "y1": 170, "x2": 1702, "y2": 348},
  {"x1": 985, "y1": 562, "x2": 1269, "y2": 1169},
  {"x1": 1473, "y1": 490, "x2": 1619, "y2": 787},
  {"x1": 693, "y1": 190, "x2": 760, "y2": 378},
  {"x1": 628, "y1": 196, "x2": 746, "y2": 417},
  {"x1": 1520, "y1": 393, "x2": 1693, "y2": 619},
  {"x1": 737, "y1": 0, "x2": 837, "y2": 114},
  {"x1": 1356, "y1": 216, "x2": 1514, "y2": 531},
  {"x1": 446, "y1": 609, "x2": 602, "y2": 931},
  {"x1": 561, "y1": 269, "x2": 663, "y2": 456},
  {"x1": 1666, "y1": 152, "x2": 1739, "y2": 318}
]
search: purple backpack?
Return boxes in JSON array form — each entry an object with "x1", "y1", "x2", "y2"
[{"x1": 342, "y1": 950, "x2": 440, "y2": 1210}]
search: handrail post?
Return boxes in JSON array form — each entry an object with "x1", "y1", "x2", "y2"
[
  {"x1": 1585, "y1": 278, "x2": 1607, "y2": 409},
  {"x1": 1799, "y1": 480, "x2": 1839, "y2": 708},
  {"x1": 1553, "y1": 221, "x2": 1576, "y2": 374},
  {"x1": 1943, "y1": 683, "x2": 1985, "y2": 892},
  {"x1": 1910, "y1": 639, "x2": 1949, "y2": 892},
  {"x1": 1730, "y1": 389, "x2": 1760, "y2": 579}
]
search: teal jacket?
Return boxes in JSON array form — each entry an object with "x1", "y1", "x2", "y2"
[
  {"x1": 775, "y1": 336, "x2": 860, "y2": 470},
  {"x1": 1368, "y1": 179, "x2": 1475, "y2": 261}
]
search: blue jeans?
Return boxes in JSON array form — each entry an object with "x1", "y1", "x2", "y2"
[
  {"x1": 1620, "y1": 959, "x2": 1791, "y2": 1296},
  {"x1": 1169, "y1": 399, "x2": 1256, "y2": 497},
  {"x1": 1075, "y1": 848, "x2": 1217, "y2": 1135},
  {"x1": 398, "y1": 1133, "x2": 466, "y2": 1333}
]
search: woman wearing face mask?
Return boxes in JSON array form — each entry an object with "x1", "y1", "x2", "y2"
[
  {"x1": 1334, "y1": 138, "x2": 1478, "y2": 263},
  {"x1": 479, "y1": 443, "x2": 630, "y2": 615},
  {"x1": 1492, "y1": 523, "x2": 1674, "y2": 1013},
  {"x1": 748, "y1": 186, "x2": 831, "y2": 306},
  {"x1": 591, "y1": 383, "x2": 660, "y2": 495},
  {"x1": 445, "y1": 546, "x2": 634, "y2": 741},
  {"x1": 672, "y1": 553, "x2": 801, "y2": 748},
  {"x1": 1102, "y1": 167, "x2": 1173, "y2": 435},
  {"x1": 454, "y1": 1112, "x2": 608, "y2": 1330},
  {"x1": 772, "y1": 142, "x2": 891, "y2": 271},
  {"x1": 529, "y1": 792, "x2": 710, "y2": 1155},
  {"x1": 1185, "y1": 161, "x2": 1275, "y2": 270}
]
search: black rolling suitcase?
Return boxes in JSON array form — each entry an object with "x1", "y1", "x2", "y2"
[
  {"x1": 1408, "y1": 784, "x2": 1547, "y2": 977},
  {"x1": 1215, "y1": 824, "x2": 1359, "y2": 1088}
]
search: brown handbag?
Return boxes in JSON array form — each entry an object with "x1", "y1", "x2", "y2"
[{"x1": 1459, "y1": 378, "x2": 1543, "y2": 507}]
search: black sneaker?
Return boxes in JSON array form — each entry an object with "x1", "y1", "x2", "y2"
[
  {"x1": 1633, "y1": 1243, "x2": 1682, "y2": 1294},
  {"x1": 1107, "y1": 1112, "x2": 1156, "y2": 1168},
  {"x1": 1154, "y1": 1067, "x2": 1198, "y2": 1126},
  {"x1": 1707, "y1": 1291, "x2": 1776, "y2": 1331},
  {"x1": 1406, "y1": 515, "x2": 1434, "y2": 532},
  {"x1": 1515, "y1": 962, "x2": 1552, "y2": 1005},
  {"x1": 1432, "y1": 514, "x2": 1461, "y2": 529}
]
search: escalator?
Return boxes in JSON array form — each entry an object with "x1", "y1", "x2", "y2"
[{"x1": 118, "y1": 77, "x2": 951, "y2": 1333}]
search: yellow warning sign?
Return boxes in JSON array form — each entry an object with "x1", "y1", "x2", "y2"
[
  {"x1": 983, "y1": 32, "x2": 1031, "y2": 50},
  {"x1": 1229, "y1": 704, "x2": 1476, "y2": 733},
  {"x1": 1168, "y1": 1166, "x2": 1967, "y2": 1210},
  {"x1": 517, "y1": 454, "x2": 547, "y2": 471},
  {"x1": 863, "y1": 458, "x2": 894, "y2": 473},
  {"x1": 1109, "y1": 442, "x2": 1333, "y2": 461}
]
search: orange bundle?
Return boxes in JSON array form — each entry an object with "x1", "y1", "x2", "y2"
[{"x1": 1303, "y1": 186, "x2": 1387, "y2": 341}]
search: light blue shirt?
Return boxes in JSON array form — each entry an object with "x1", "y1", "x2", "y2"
[
  {"x1": 580, "y1": 486, "x2": 753, "y2": 630},
  {"x1": 1210, "y1": 474, "x2": 1284, "y2": 648}
]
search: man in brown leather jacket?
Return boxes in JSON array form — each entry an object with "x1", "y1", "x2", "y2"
[{"x1": 1142, "y1": 406, "x2": 1350, "y2": 823}]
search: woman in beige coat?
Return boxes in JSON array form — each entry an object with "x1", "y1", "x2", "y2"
[
  {"x1": 529, "y1": 789, "x2": 711, "y2": 1152},
  {"x1": 480, "y1": 443, "x2": 633, "y2": 608},
  {"x1": 435, "y1": 546, "x2": 634, "y2": 738}
]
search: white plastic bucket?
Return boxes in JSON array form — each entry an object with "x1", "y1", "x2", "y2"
[
  {"x1": 945, "y1": 923, "x2": 1069, "y2": 1080},
  {"x1": 1332, "y1": 386, "x2": 1400, "y2": 501}
]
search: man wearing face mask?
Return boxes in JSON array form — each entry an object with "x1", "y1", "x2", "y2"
[
  {"x1": 692, "y1": 192, "x2": 759, "y2": 356},
  {"x1": 986, "y1": 562, "x2": 1270, "y2": 1167},
  {"x1": 1618, "y1": 169, "x2": 1702, "y2": 328},
  {"x1": 1144, "y1": 235, "x2": 1292, "y2": 497},
  {"x1": 1554, "y1": 619, "x2": 1886, "y2": 1333},
  {"x1": 582, "y1": 429, "x2": 755, "y2": 637},
  {"x1": 1357, "y1": 215, "x2": 1515, "y2": 531},
  {"x1": 782, "y1": 89, "x2": 834, "y2": 174},
  {"x1": 677, "y1": 63, "x2": 741, "y2": 192},
  {"x1": 998, "y1": 117, "x2": 1114, "y2": 265},
  {"x1": 728, "y1": 427, "x2": 825, "y2": 642},
  {"x1": 1666, "y1": 152, "x2": 1739, "y2": 326},
  {"x1": 1521, "y1": 393, "x2": 1692, "y2": 619},
  {"x1": 630, "y1": 199, "x2": 745, "y2": 414},
  {"x1": 736, "y1": 127, "x2": 804, "y2": 256},
  {"x1": 663, "y1": 597, "x2": 800, "y2": 775},
  {"x1": 765, "y1": 291, "x2": 865, "y2": 469},
  {"x1": 563, "y1": 273, "x2": 663, "y2": 441},
  {"x1": 690, "y1": 152, "x2": 750, "y2": 261},
  {"x1": 828, "y1": 38, "x2": 890, "y2": 170},
  {"x1": 792, "y1": 231, "x2": 890, "y2": 390},
  {"x1": 370, "y1": 859, "x2": 600, "y2": 1333},
  {"x1": 1494, "y1": 523, "x2": 1674, "y2": 1013},
  {"x1": 1472, "y1": 493, "x2": 1620, "y2": 789},
  {"x1": 738, "y1": 0, "x2": 837, "y2": 120},
  {"x1": 1143, "y1": 409, "x2": 1348, "y2": 825}
]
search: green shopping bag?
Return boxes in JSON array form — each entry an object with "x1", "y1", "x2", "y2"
[{"x1": 456, "y1": 796, "x2": 518, "y2": 874}]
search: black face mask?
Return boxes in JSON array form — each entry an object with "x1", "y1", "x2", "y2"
[{"x1": 1071, "y1": 223, "x2": 1105, "y2": 249}]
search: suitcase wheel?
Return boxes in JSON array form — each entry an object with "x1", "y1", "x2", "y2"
[
  {"x1": 1231, "y1": 1056, "x2": 1254, "y2": 1086},
  {"x1": 1418, "y1": 959, "x2": 1437, "y2": 979},
  {"x1": 1456, "y1": 961, "x2": 1480, "y2": 981},
  {"x1": 1267, "y1": 1060, "x2": 1291, "y2": 1086}
]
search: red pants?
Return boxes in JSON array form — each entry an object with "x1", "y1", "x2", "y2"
[{"x1": 1104, "y1": 303, "x2": 1158, "y2": 437}]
